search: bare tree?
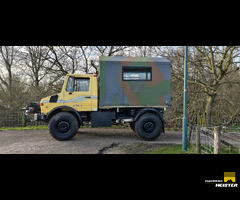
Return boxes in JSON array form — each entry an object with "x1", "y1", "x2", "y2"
[
  {"x1": 28, "y1": 46, "x2": 49, "y2": 87},
  {"x1": 89, "y1": 46, "x2": 131, "y2": 74},
  {"x1": 20, "y1": 46, "x2": 52, "y2": 101},
  {"x1": 0, "y1": 46, "x2": 22, "y2": 109},
  {"x1": 191, "y1": 46, "x2": 240, "y2": 126},
  {"x1": 46, "y1": 46, "x2": 68, "y2": 75},
  {"x1": 213, "y1": 69, "x2": 240, "y2": 125},
  {"x1": 168, "y1": 46, "x2": 240, "y2": 126},
  {"x1": 152, "y1": 46, "x2": 240, "y2": 127}
]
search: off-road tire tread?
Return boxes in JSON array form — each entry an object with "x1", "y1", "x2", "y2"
[
  {"x1": 135, "y1": 113, "x2": 162, "y2": 141},
  {"x1": 49, "y1": 112, "x2": 78, "y2": 141}
]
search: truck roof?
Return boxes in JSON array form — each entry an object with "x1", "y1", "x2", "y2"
[
  {"x1": 66, "y1": 74, "x2": 97, "y2": 77},
  {"x1": 99, "y1": 56, "x2": 171, "y2": 63}
]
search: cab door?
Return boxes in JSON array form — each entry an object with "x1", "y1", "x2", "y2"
[{"x1": 63, "y1": 76, "x2": 93, "y2": 111}]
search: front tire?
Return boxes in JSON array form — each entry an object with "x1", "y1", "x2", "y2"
[
  {"x1": 135, "y1": 113, "x2": 162, "y2": 141},
  {"x1": 49, "y1": 112, "x2": 78, "y2": 141}
]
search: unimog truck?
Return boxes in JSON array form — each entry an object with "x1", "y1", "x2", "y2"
[{"x1": 25, "y1": 56, "x2": 172, "y2": 141}]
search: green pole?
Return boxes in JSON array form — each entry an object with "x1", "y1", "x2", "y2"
[{"x1": 182, "y1": 46, "x2": 188, "y2": 151}]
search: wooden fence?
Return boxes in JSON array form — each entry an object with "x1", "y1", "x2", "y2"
[{"x1": 189, "y1": 125, "x2": 240, "y2": 154}]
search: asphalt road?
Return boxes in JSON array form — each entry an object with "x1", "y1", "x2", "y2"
[{"x1": 0, "y1": 128, "x2": 182, "y2": 154}]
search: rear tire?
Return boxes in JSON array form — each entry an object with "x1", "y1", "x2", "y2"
[
  {"x1": 49, "y1": 112, "x2": 78, "y2": 141},
  {"x1": 135, "y1": 113, "x2": 162, "y2": 141},
  {"x1": 129, "y1": 122, "x2": 135, "y2": 132}
]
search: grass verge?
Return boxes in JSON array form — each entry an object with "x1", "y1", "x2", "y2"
[
  {"x1": 0, "y1": 125, "x2": 48, "y2": 131},
  {"x1": 145, "y1": 144, "x2": 239, "y2": 154},
  {"x1": 145, "y1": 144, "x2": 196, "y2": 154}
]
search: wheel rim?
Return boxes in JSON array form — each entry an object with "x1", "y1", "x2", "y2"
[
  {"x1": 57, "y1": 121, "x2": 70, "y2": 133},
  {"x1": 143, "y1": 121, "x2": 155, "y2": 133}
]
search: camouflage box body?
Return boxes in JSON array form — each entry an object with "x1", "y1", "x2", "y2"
[{"x1": 99, "y1": 56, "x2": 171, "y2": 108}]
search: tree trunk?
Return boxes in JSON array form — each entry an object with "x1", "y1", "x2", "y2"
[
  {"x1": 196, "y1": 124, "x2": 201, "y2": 154},
  {"x1": 205, "y1": 94, "x2": 216, "y2": 127}
]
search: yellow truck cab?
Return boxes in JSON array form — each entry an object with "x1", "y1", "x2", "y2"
[
  {"x1": 25, "y1": 56, "x2": 171, "y2": 141},
  {"x1": 40, "y1": 74, "x2": 98, "y2": 115}
]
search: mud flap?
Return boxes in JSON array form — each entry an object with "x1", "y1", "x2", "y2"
[{"x1": 91, "y1": 111, "x2": 116, "y2": 128}]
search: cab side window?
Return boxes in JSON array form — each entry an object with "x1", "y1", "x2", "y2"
[
  {"x1": 76, "y1": 78, "x2": 90, "y2": 91},
  {"x1": 66, "y1": 77, "x2": 90, "y2": 92}
]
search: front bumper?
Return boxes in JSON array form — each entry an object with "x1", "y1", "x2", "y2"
[
  {"x1": 24, "y1": 102, "x2": 46, "y2": 122},
  {"x1": 24, "y1": 111, "x2": 45, "y2": 122}
]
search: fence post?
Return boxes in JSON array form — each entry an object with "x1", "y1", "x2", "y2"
[
  {"x1": 22, "y1": 111, "x2": 26, "y2": 127},
  {"x1": 214, "y1": 126, "x2": 220, "y2": 154},
  {"x1": 196, "y1": 124, "x2": 201, "y2": 154}
]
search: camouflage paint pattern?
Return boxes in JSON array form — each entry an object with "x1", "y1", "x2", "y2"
[{"x1": 99, "y1": 56, "x2": 171, "y2": 108}]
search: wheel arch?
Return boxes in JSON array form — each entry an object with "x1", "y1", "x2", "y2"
[{"x1": 46, "y1": 106, "x2": 82, "y2": 125}]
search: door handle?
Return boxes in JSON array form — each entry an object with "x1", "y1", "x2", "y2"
[{"x1": 85, "y1": 96, "x2": 91, "y2": 98}]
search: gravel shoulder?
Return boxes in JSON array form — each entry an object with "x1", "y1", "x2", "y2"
[{"x1": 0, "y1": 128, "x2": 182, "y2": 154}]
